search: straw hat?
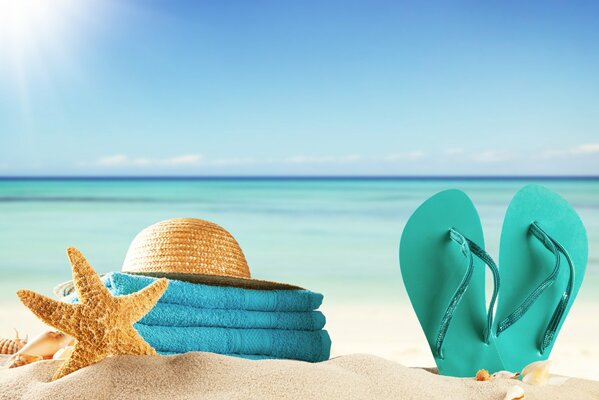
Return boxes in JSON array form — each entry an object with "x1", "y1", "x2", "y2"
[{"x1": 54, "y1": 218, "x2": 302, "y2": 297}]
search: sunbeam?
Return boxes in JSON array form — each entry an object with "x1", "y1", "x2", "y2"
[{"x1": 0, "y1": 0, "x2": 98, "y2": 104}]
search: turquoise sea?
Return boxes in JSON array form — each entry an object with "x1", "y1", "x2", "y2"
[{"x1": 0, "y1": 178, "x2": 597, "y2": 304}]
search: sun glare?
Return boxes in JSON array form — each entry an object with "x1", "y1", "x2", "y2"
[
  {"x1": 0, "y1": 0, "x2": 78, "y2": 57},
  {"x1": 0, "y1": 0, "x2": 92, "y2": 98}
]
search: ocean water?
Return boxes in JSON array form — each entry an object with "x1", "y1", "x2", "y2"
[{"x1": 0, "y1": 178, "x2": 597, "y2": 304}]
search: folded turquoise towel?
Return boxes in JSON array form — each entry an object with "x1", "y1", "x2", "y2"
[
  {"x1": 66, "y1": 288, "x2": 325, "y2": 330},
  {"x1": 137, "y1": 302, "x2": 326, "y2": 331},
  {"x1": 80, "y1": 272, "x2": 323, "y2": 312},
  {"x1": 63, "y1": 271, "x2": 330, "y2": 362},
  {"x1": 135, "y1": 324, "x2": 331, "y2": 362}
]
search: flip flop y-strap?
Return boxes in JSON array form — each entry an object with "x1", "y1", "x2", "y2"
[
  {"x1": 435, "y1": 228, "x2": 501, "y2": 358},
  {"x1": 496, "y1": 221, "x2": 575, "y2": 353}
]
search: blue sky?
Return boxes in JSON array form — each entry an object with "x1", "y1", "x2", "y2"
[{"x1": 0, "y1": 0, "x2": 598, "y2": 176}]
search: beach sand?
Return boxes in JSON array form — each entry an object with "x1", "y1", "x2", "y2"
[
  {"x1": 1, "y1": 300, "x2": 598, "y2": 380},
  {"x1": 1, "y1": 301, "x2": 598, "y2": 399},
  {"x1": 1, "y1": 352, "x2": 598, "y2": 400}
]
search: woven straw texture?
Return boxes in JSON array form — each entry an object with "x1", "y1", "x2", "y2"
[
  {"x1": 122, "y1": 218, "x2": 251, "y2": 279},
  {"x1": 54, "y1": 218, "x2": 302, "y2": 296},
  {"x1": 18, "y1": 247, "x2": 168, "y2": 380}
]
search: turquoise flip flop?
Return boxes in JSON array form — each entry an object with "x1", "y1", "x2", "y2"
[
  {"x1": 494, "y1": 185, "x2": 588, "y2": 372},
  {"x1": 399, "y1": 190, "x2": 504, "y2": 377}
]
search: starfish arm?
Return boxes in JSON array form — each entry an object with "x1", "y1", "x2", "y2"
[
  {"x1": 66, "y1": 247, "x2": 111, "y2": 303},
  {"x1": 118, "y1": 278, "x2": 168, "y2": 323},
  {"x1": 52, "y1": 342, "x2": 106, "y2": 381},
  {"x1": 17, "y1": 290, "x2": 79, "y2": 336},
  {"x1": 113, "y1": 326, "x2": 157, "y2": 356}
]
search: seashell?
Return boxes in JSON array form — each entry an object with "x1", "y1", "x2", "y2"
[
  {"x1": 491, "y1": 370, "x2": 521, "y2": 380},
  {"x1": 0, "y1": 329, "x2": 27, "y2": 355},
  {"x1": 53, "y1": 345, "x2": 74, "y2": 361},
  {"x1": 503, "y1": 385, "x2": 525, "y2": 400},
  {"x1": 521, "y1": 360, "x2": 551, "y2": 386},
  {"x1": 475, "y1": 369, "x2": 491, "y2": 381},
  {"x1": 7, "y1": 353, "x2": 43, "y2": 368},
  {"x1": 11, "y1": 330, "x2": 74, "y2": 360}
]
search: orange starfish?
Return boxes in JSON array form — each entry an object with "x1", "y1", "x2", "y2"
[{"x1": 17, "y1": 247, "x2": 168, "y2": 380}]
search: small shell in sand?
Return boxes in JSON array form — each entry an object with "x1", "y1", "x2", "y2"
[
  {"x1": 503, "y1": 385, "x2": 525, "y2": 400},
  {"x1": 475, "y1": 369, "x2": 491, "y2": 381},
  {"x1": 521, "y1": 360, "x2": 551, "y2": 386},
  {"x1": 0, "y1": 330, "x2": 27, "y2": 355},
  {"x1": 7, "y1": 354, "x2": 43, "y2": 369},
  {"x1": 491, "y1": 370, "x2": 521, "y2": 380},
  {"x1": 11, "y1": 330, "x2": 73, "y2": 360}
]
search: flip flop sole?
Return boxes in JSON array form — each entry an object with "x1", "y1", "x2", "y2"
[
  {"x1": 400, "y1": 190, "x2": 503, "y2": 377},
  {"x1": 495, "y1": 185, "x2": 588, "y2": 371}
]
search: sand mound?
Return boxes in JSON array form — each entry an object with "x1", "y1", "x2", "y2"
[{"x1": 1, "y1": 353, "x2": 597, "y2": 400}]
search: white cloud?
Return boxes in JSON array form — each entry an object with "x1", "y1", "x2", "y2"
[
  {"x1": 96, "y1": 154, "x2": 203, "y2": 167},
  {"x1": 96, "y1": 154, "x2": 129, "y2": 166},
  {"x1": 283, "y1": 155, "x2": 362, "y2": 164},
  {"x1": 94, "y1": 148, "x2": 496, "y2": 168},
  {"x1": 382, "y1": 151, "x2": 425, "y2": 162},
  {"x1": 94, "y1": 154, "x2": 367, "y2": 168},
  {"x1": 169, "y1": 155, "x2": 203, "y2": 165},
  {"x1": 571, "y1": 143, "x2": 599, "y2": 155},
  {"x1": 209, "y1": 157, "x2": 259, "y2": 166},
  {"x1": 539, "y1": 143, "x2": 599, "y2": 159}
]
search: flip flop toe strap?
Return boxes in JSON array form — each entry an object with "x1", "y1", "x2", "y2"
[
  {"x1": 538, "y1": 225, "x2": 575, "y2": 353},
  {"x1": 496, "y1": 222, "x2": 575, "y2": 354},
  {"x1": 435, "y1": 229, "x2": 500, "y2": 359}
]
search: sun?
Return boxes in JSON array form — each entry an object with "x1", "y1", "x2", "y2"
[
  {"x1": 0, "y1": 0, "x2": 79, "y2": 57},
  {"x1": 0, "y1": 0, "x2": 96, "y2": 98}
]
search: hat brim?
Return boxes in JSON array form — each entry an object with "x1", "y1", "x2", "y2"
[{"x1": 53, "y1": 271, "x2": 303, "y2": 298}]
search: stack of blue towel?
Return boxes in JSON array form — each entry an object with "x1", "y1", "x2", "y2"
[{"x1": 65, "y1": 272, "x2": 331, "y2": 362}]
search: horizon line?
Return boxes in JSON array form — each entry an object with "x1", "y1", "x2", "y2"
[{"x1": 0, "y1": 175, "x2": 598, "y2": 181}]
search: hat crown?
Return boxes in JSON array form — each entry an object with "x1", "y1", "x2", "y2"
[{"x1": 122, "y1": 218, "x2": 251, "y2": 279}]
